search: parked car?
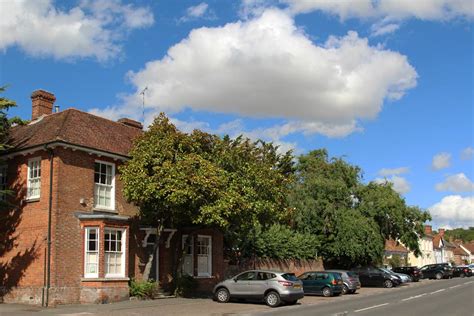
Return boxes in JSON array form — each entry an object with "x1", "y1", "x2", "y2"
[
  {"x1": 297, "y1": 271, "x2": 343, "y2": 297},
  {"x1": 351, "y1": 267, "x2": 401, "y2": 288},
  {"x1": 392, "y1": 266, "x2": 422, "y2": 282},
  {"x1": 380, "y1": 268, "x2": 411, "y2": 283},
  {"x1": 213, "y1": 270, "x2": 304, "y2": 307},
  {"x1": 453, "y1": 266, "x2": 472, "y2": 278},
  {"x1": 420, "y1": 263, "x2": 454, "y2": 280},
  {"x1": 325, "y1": 270, "x2": 361, "y2": 294}
]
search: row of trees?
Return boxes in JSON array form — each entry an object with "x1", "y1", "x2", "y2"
[{"x1": 121, "y1": 114, "x2": 431, "y2": 271}]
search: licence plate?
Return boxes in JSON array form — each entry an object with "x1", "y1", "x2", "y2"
[{"x1": 293, "y1": 284, "x2": 302, "y2": 288}]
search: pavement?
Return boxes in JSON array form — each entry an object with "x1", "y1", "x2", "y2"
[{"x1": 0, "y1": 278, "x2": 472, "y2": 316}]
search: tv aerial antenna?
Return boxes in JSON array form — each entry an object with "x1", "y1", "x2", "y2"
[{"x1": 139, "y1": 87, "x2": 148, "y2": 125}]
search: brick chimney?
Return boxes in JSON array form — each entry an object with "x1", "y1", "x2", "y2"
[
  {"x1": 118, "y1": 118, "x2": 143, "y2": 130},
  {"x1": 438, "y1": 228, "x2": 445, "y2": 236},
  {"x1": 424, "y1": 225, "x2": 432, "y2": 235},
  {"x1": 31, "y1": 90, "x2": 56, "y2": 120}
]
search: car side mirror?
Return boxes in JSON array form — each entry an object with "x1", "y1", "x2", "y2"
[{"x1": 233, "y1": 278, "x2": 237, "y2": 282}]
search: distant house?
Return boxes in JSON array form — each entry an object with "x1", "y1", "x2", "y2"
[
  {"x1": 458, "y1": 242, "x2": 474, "y2": 264},
  {"x1": 383, "y1": 239, "x2": 409, "y2": 266},
  {"x1": 0, "y1": 90, "x2": 224, "y2": 306},
  {"x1": 408, "y1": 225, "x2": 435, "y2": 267},
  {"x1": 452, "y1": 241, "x2": 470, "y2": 265},
  {"x1": 432, "y1": 228, "x2": 455, "y2": 264}
]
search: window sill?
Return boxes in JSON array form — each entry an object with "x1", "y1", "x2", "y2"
[
  {"x1": 25, "y1": 197, "x2": 40, "y2": 203},
  {"x1": 92, "y1": 208, "x2": 117, "y2": 214},
  {"x1": 194, "y1": 275, "x2": 215, "y2": 279},
  {"x1": 81, "y1": 277, "x2": 129, "y2": 282}
]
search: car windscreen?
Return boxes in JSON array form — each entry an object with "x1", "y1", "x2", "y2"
[{"x1": 281, "y1": 273, "x2": 299, "y2": 281}]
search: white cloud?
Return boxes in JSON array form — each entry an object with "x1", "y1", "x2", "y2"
[
  {"x1": 436, "y1": 173, "x2": 474, "y2": 192},
  {"x1": 461, "y1": 146, "x2": 474, "y2": 160},
  {"x1": 266, "y1": 0, "x2": 474, "y2": 20},
  {"x1": 432, "y1": 152, "x2": 451, "y2": 170},
  {"x1": 94, "y1": 9, "x2": 416, "y2": 138},
  {"x1": 378, "y1": 167, "x2": 409, "y2": 176},
  {"x1": 375, "y1": 175, "x2": 411, "y2": 194},
  {"x1": 179, "y1": 2, "x2": 216, "y2": 23},
  {"x1": 0, "y1": 0, "x2": 154, "y2": 61},
  {"x1": 370, "y1": 20, "x2": 400, "y2": 37},
  {"x1": 429, "y1": 195, "x2": 474, "y2": 229}
]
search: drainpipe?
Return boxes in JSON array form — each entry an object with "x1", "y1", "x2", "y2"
[{"x1": 42, "y1": 145, "x2": 54, "y2": 307}]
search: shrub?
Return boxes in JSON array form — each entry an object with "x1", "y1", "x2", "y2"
[
  {"x1": 174, "y1": 274, "x2": 197, "y2": 297},
  {"x1": 129, "y1": 279, "x2": 158, "y2": 299}
]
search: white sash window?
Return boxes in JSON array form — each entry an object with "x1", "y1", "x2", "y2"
[
  {"x1": 27, "y1": 157, "x2": 41, "y2": 199},
  {"x1": 94, "y1": 161, "x2": 115, "y2": 210},
  {"x1": 84, "y1": 227, "x2": 99, "y2": 278}
]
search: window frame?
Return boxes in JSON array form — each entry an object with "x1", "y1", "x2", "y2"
[
  {"x1": 27, "y1": 157, "x2": 41, "y2": 199},
  {"x1": 84, "y1": 227, "x2": 100, "y2": 278},
  {"x1": 104, "y1": 227, "x2": 126, "y2": 278},
  {"x1": 181, "y1": 235, "x2": 194, "y2": 276},
  {"x1": 196, "y1": 235, "x2": 212, "y2": 277},
  {"x1": 93, "y1": 160, "x2": 115, "y2": 211}
]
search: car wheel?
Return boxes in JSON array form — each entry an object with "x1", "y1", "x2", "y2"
[
  {"x1": 435, "y1": 272, "x2": 443, "y2": 280},
  {"x1": 349, "y1": 289, "x2": 357, "y2": 294},
  {"x1": 383, "y1": 280, "x2": 393, "y2": 288},
  {"x1": 215, "y1": 288, "x2": 230, "y2": 303},
  {"x1": 342, "y1": 285, "x2": 349, "y2": 295},
  {"x1": 286, "y1": 300, "x2": 298, "y2": 305},
  {"x1": 322, "y1": 287, "x2": 332, "y2": 297},
  {"x1": 265, "y1": 291, "x2": 281, "y2": 307}
]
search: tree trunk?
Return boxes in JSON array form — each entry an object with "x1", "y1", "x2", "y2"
[{"x1": 142, "y1": 222, "x2": 164, "y2": 281}]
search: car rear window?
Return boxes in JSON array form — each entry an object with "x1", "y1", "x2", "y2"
[
  {"x1": 347, "y1": 271, "x2": 358, "y2": 278},
  {"x1": 281, "y1": 273, "x2": 299, "y2": 281}
]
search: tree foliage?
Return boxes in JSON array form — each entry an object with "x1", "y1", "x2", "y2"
[
  {"x1": 290, "y1": 149, "x2": 430, "y2": 267},
  {"x1": 253, "y1": 224, "x2": 320, "y2": 260},
  {"x1": 443, "y1": 227, "x2": 474, "y2": 243},
  {"x1": 120, "y1": 113, "x2": 295, "y2": 259}
]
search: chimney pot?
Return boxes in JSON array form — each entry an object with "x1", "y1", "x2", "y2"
[{"x1": 31, "y1": 89, "x2": 55, "y2": 120}]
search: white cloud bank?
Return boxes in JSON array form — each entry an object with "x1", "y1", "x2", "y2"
[
  {"x1": 436, "y1": 173, "x2": 474, "y2": 192},
  {"x1": 375, "y1": 176, "x2": 411, "y2": 195},
  {"x1": 432, "y1": 152, "x2": 451, "y2": 170},
  {"x1": 429, "y1": 195, "x2": 474, "y2": 229},
  {"x1": 94, "y1": 9, "x2": 417, "y2": 140},
  {"x1": 0, "y1": 0, "x2": 154, "y2": 61},
  {"x1": 279, "y1": 0, "x2": 473, "y2": 20},
  {"x1": 242, "y1": 0, "x2": 473, "y2": 36}
]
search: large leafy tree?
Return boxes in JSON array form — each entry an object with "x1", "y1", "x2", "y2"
[
  {"x1": 290, "y1": 149, "x2": 430, "y2": 267},
  {"x1": 120, "y1": 114, "x2": 295, "y2": 279}
]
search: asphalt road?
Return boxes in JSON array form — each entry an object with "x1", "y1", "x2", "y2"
[{"x1": 251, "y1": 277, "x2": 474, "y2": 316}]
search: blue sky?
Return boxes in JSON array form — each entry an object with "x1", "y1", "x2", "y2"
[{"x1": 1, "y1": 0, "x2": 472, "y2": 229}]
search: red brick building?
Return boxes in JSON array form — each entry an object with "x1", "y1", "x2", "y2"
[{"x1": 0, "y1": 90, "x2": 224, "y2": 306}]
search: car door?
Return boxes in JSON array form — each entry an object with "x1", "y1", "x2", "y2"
[
  {"x1": 246, "y1": 271, "x2": 270, "y2": 299},
  {"x1": 231, "y1": 271, "x2": 256, "y2": 297},
  {"x1": 356, "y1": 268, "x2": 371, "y2": 286},
  {"x1": 368, "y1": 267, "x2": 383, "y2": 286},
  {"x1": 300, "y1": 272, "x2": 317, "y2": 294},
  {"x1": 420, "y1": 265, "x2": 432, "y2": 278}
]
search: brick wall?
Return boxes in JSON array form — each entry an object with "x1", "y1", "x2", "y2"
[{"x1": 1, "y1": 147, "x2": 139, "y2": 305}]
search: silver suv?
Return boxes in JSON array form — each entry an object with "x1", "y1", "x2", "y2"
[{"x1": 213, "y1": 270, "x2": 304, "y2": 307}]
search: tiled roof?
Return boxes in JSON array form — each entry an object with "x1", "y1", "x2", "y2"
[
  {"x1": 384, "y1": 239, "x2": 408, "y2": 253},
  {"x1": 453, "y1": 246, "x2": 469, "y2": 256},
  {"x1": 462, "y1": 243, "x2": 474, "y2": 254},
  {"x1": 7, "y1": 108, "x2": 142, "y2": 157}
]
